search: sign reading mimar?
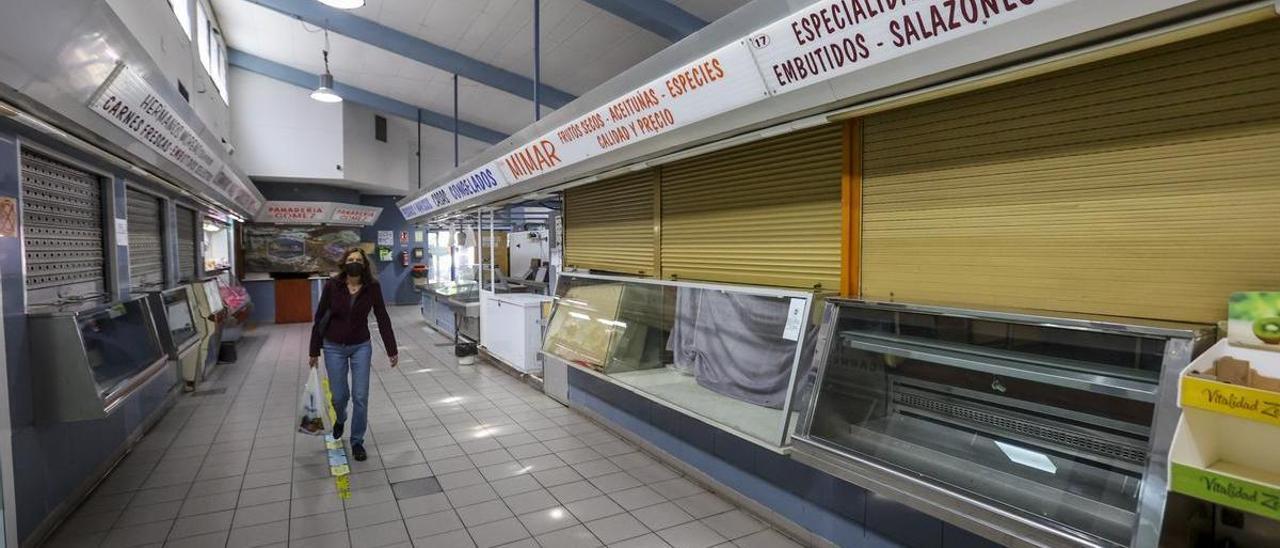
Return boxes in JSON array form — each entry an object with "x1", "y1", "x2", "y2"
[{"x1": 400, "y1": 0, "x2": 1063, "y2": 220}]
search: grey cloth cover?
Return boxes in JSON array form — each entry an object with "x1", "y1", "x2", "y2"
[{"x1": 668, "y1": 287, "x2": 814, "y2": 409}]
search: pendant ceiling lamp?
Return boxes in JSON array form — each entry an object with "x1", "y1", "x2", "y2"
[
  {"x1": 317, "y1": 0, "x2": 365, "y2": 9},
  {"x1": 311, "y1": 30, "x2": 342, "y2": 103}
]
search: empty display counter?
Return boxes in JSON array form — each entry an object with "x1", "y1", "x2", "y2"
[
  {"x1": 144, "y1": 287, "x2": 201, "y2": 389},
  {"x1": 791, "y1": 299, "x2": 1215, "y2": 547},
  {"x1": 542, "y1": 272, "x2": 820, "y2": 449},
  {"x1": 28, "y1": 296, "x2": 169, "y2": 422}
]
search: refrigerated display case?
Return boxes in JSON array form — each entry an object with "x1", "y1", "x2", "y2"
[
  {"x1": 28, "y1": 296, "x2": 170, "y2": 421},
  {"x1": 541, "y1": 272, "x2": 820, "y2": 449},
  {"x1": 791, "y1": 298, "x2": 1215, "y2": 547},
  {"x1": 191, "y1": 279, "x2": 225, "y2": 378},
  {"x1": 143, "y1": 287, "x2": 200, "y2": 388}
]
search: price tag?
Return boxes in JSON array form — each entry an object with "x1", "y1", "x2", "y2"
[{"x1": 783, "y1": 298, "x2": 805, "y2": 341}]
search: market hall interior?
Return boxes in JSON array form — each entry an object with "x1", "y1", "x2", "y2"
[{"x1": 2, "y1": 1, "x2": 1280, "y2": 548}]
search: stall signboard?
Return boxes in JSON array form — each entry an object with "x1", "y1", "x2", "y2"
[
  {"x1": 256, "y1": 201, "x2": 383, "y2": 226},
  {"x1": 89, "y1": 63, "x2": 262, "y2": 215},
  {"x1": 90, "y1": 64, "x2": 222, "y2": 185},
  {"x1": 331, "y1": 204, "x2": 383, "y2": 225},
  {"x1": 400, "y1": 164, "x2": 509, "y2": 219},
  {"x1": 747, "y1": 0, "x2": 1066, "y2": 95},
  {"x1": 497, "y1": 41, "x2": 765, "y2": 185},
  {"x1": 257, "y1": 201, "x2": 334, "y2": 224},
  {"x1": 400, "y1": 0, "x2": 1064, "y2": 220}
]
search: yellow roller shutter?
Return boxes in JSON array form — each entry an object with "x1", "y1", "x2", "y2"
[
  {"x1": 861, "y1": 20, "x2": 1280, "y2": 324},
  {"x1": 661, "y1": 124, "x2": 844, "y2": 289},
  {"x1": 564, "y1": 170, "x2": 657, "y2": 276}
]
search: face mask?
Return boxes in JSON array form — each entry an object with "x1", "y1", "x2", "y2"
[{"x1": 343, "y1": 262, "x2": 364, "y2": 277}]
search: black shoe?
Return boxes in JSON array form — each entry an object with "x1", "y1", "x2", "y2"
[
  {"x1": 332, "y1": 422, "x2": 344, "y2": 439},
  {"x1": 352, "y1": 443, "x2": 367, "y2": 462}
]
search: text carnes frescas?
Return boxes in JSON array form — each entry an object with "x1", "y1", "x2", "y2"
[
  {"x1": 98, "y1": 93, "x2": 216, "y2": 182},
  {"x1": 768, "y1": 0, "x2": 1044, "y2": 88},
  {"x1": 506, "y1": 54, "x2": 731, "y2": 181}
]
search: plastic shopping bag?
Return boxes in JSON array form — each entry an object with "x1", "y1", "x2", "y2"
[{"x1": 298, "y1": 368, "x2": 326, "y2": 435}]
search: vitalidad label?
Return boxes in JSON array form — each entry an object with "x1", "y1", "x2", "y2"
[
  {"x1": 1182, "y1": 376, "x2": 1280, "y2": 427},
  {"x1": 1171, "y1": 464, "x2": 1280, "y2": 520}
]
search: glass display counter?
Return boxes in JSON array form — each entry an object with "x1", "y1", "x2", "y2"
[
  {"x1": 28, "y1": 296, "x2": 169, "y2": 421},
  {"x1": 144, "y1": 287, "x2": 201, "y2": 387},
  {"x1": 542, "y1": 272, "x2": 820, "y2": 449},
  {"x1": 421, "y1": 280, "x2": 481, "y2": 341},
  {"x1": 791, "y1": 298, "x2": 1215, "y2": 547}
]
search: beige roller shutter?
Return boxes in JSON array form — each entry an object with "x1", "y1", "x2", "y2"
[
  {"x1": 861, "y1": 20, "x2": 1280, "y2": 324},
  {"x1": 564, "y1": 170, "x2": 656, "y2": 276},
  {"x1": 661, "y1": 124, "x2": 843, "y2": 289}
]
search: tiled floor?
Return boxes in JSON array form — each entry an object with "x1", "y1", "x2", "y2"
[{"x1": 45, "y1": 306, "x2": 805, "y2": 548}]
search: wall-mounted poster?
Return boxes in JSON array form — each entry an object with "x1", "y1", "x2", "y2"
[{"x1": 244, "y1": 225, "x2": 361, "y2": 273}]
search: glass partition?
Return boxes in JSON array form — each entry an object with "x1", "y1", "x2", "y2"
[
  {"x1": 543, "y1": 272, "x2": 819, "y2": 448},
  {"x1": 77, "y1": 299, "x2": 165, "y2": 400},
  {"x1": 162, "y1": 288, "x2": 198, "y2": 348}
]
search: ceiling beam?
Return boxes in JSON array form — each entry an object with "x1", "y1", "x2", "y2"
[
  {"x1": 243, "y1": 0, "x2": 576, "y2": 109},
  {"x1": 582, "y1": 0, "x2": 707, "y2": 42},
  {"x1": 227, "y1": 49, "x2": 509, "y2": 145}
]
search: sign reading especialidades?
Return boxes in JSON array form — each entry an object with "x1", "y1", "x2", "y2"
[
  {"x1": 400, "y1": 0, "x2": 1060, "y2": 219},
  {"x1": 89, "y1": 63, "x2": 261, "y2": 214}
]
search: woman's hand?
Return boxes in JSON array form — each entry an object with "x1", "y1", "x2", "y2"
[
  {"x1": 309, "y1": 356, "x2": 318, "y2": 368},
  {"x1": 389, "y1": 354, "x2": 399, "y2": 368}
]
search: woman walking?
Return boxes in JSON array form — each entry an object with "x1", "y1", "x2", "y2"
[{"x1": 309, "y1": 247, "x2": 399, "y2": 461}]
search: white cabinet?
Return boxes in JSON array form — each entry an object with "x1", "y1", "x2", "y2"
[{"x1": 481, "y1": 293, "x2": 553, "y2": 374}]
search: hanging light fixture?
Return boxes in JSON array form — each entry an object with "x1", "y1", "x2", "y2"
[
  {"x1": 317, "y1": 0, "x2": 365, "y2": 9},
  {"x1": 311, "y1": 29, "x2": 342, "y2": 103}
]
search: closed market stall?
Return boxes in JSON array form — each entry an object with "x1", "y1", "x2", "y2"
[
  {"x1": 661, "y1": 124, "x2": 844, "y2": 290},
  {"x1": 20, "y1": 148, "x2": 108, "y2": 308},
  {"x1": 176, "y1": 205, "x2": 198, "y2": 282},
  {"x1": 126, "y1": 187, "x2": 164, "y2": 290},
  {"x1": 860, "y1": 20, "x2": 1280, "y2": 323},
  {"x1": 562, "y1": 123, "x2": 845, "y2": 290},
  {"x1": 564, "y1": 170, "x2": 656, "y2": 276}
]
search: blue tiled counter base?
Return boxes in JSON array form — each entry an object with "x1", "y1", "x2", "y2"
[{"x1": 566, "y1": 368, "x2": 997, "y2": 548}]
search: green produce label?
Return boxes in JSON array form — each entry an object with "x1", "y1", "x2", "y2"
[{"x1": 1170, "y1": 463, "x2": 1280, "y2": 519}]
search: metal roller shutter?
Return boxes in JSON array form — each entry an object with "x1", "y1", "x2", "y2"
[
  {"x1": 861, "y1": 20, "x2": 1280, "y2": 324},
  {"x1": 564, "y1": 171, "x2": 657, "y2": 276},
  {"x1": 660, "y1": 124, "x2": 843, "y2": 289},
  {"x1": 127, "y1": 188, "x2": 164, "y2": 290},
  {"x1": 20, "y1": 149, "x2": 108, "y2": 307},
  {"x1": 176, "y1": 206, "x2": 198, "y2": 281}
]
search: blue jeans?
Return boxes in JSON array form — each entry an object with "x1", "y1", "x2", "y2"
[{"x1": 322, "y1": 340, "x2": 372, "y2": 445}]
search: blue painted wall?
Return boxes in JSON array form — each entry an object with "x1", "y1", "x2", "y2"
[
  {"x1": 567, "y1": 368, "x2": 998, "y2": 548},
  {"x1": 0, "y1": 124, "x2": 178, "y2": 544},
  {"x1": 254, "y1": 180, "x2": 360, "y2": 204},
  {"x1": 359, "y1": 195, "x2": 420, "y2": 306}
]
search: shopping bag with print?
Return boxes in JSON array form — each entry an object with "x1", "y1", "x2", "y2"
[{"x1": 298, "y1": 368, "x2": 326, "y2": 435}]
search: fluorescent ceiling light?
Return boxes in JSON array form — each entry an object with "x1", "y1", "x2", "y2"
[{"x1": 317, "y1": 0, "x2": 365, "y2": 9}]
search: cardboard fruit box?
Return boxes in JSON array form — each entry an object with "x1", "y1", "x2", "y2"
[{"x1": 1179, "y1": 339, "x2": 1280, "y2": 427}]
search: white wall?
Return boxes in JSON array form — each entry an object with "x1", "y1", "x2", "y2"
[
  {"x1": 228, "y1": 65, "x2": 493, "y2": 194},
  {"x1": 229, "y1": 68, "x2": 344, "y2": 181},
  {"x1": 106, "y1": 0, "x2": 232, "y2": 146},
  {"x1": 342, "y1": 102, "x2": 412, "y2": 194}
]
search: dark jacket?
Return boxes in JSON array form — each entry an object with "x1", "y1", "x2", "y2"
[{"x1": 309, "y1": 275, "x2": 398, "y2": 357}]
